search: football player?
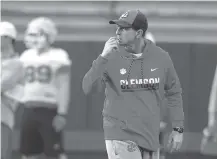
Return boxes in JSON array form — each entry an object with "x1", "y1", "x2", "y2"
[
  {"x1": 19, "y1": 17, "x2": 71, "y2": 159},
  {"x1": 1, "y1": 21, "x2": 24, "y2": 159}
]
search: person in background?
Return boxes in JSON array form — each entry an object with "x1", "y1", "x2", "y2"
[
  {"x1": 19, "y1": 17, "x2": 71, "y2": 159},
  {"x1": 1, "y1": 21, "x2": 24, "y2": 159},
  {"x1": 201, "y1": 65, "x2": 217, "y2": 153}
]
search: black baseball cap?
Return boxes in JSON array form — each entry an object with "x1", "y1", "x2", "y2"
[{"x1": 109, "y1": 10, "x2": 148, "y2": 32}]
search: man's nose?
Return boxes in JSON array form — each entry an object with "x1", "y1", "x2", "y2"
[{"x1": 116, "y1": 28, "x2": 121, "y2": 35}]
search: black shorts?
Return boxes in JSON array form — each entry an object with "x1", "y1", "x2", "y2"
[
  {"x1": 159, "y1": 131, "x2": 165, "y2": 145},
  {"x1": 20, "y1": 106, "x2": 64, "y2": 157}
]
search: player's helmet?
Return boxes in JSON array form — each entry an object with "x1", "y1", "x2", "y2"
[
  {"x1": 24, "y1": 17, "x2": 57, "y2": 49},
  {"x1": 0, "y1": 21, "x2": 17, "y2": 39},
  {"x1": 145, "y1": 32, "x2": 156, "y2": 44}
]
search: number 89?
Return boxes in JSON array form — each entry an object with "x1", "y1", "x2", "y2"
[{"x1": 25, "y1": 65, "x2": 52, "y2": 83}]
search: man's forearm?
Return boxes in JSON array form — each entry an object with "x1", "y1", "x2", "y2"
[
  {"x1": 57, "y1": 92, "x2": 70, "y2": 115},
  {"x1": 208, "y1": 111, "x2": 217, "y2": 127},
  {"x1": 167, "y1": 92, "x2": 185, "y2": 128},
  {"x1": 57, "y1": 73, "x2": 71, "y2": 115},
  {"x1": 164, "y1": 54, "x2": 184, "y2": 128},
  {"x1": 208, "y1": 66, "x2": 217, "y2": 126},
  {"x1": 82, "y1": 55, "x2": 108, "y2": 94},
  {"x1": 208, "y1": 89, "x2": 217, "y2": 127}
]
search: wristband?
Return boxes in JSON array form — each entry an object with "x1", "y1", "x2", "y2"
[{"x1": 173, "y1": 127, "x2": 184, "y2": 133}]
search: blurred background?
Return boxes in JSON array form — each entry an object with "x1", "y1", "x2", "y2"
[{"x1": 1, "y1": 1, "x2": 217, "y2": 159}]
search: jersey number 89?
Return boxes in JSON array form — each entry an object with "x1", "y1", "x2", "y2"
[{"x1": 25, "y1": 65, "x2": 52, "y2": 83}]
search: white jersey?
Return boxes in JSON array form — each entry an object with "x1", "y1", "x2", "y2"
[{"x1": 20, "y1": 48, "x2": 71, "y2": 105}]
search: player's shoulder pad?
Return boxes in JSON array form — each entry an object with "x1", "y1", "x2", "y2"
[
  {"x1": 19, "y1": 49, "x2": 35, "y2": 61},
  {"x1": 51, "y1": 48, "x2": 72, "y2": 65}
]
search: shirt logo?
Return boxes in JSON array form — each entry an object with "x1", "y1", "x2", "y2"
[
  {"x1": 127, "y1": 141, "x2": 137, "y2": 152},
  {"x1": 120, "y1": 68, "x2": 127, "y2": 75},
  {"x1": 151, "y1": 68, "x2": 158, "y2": 72},
  {"x1": 120, "y1": 78, "x2": 160, "y2": 92}
]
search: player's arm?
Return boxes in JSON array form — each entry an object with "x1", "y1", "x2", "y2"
[
  {"x1": 164, "y1": 54, "x2": 184, "y2": 130},
  {"x1": 56, "y1": 70, "x2": 71, "y2": 115},
  {"x1": 206, "y1": 65, "x2": 217, "y2": 136},
  {"x1": 55, "y1": 51, "x2": 72, "y2": 115},
  {"x1": 1, "y1": 59, "x2": 24, "y2": 92},
  {"x1": 82, "y1": 55, "x2": 108, "y2": 94}
]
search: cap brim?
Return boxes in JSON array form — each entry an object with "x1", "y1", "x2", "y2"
[{"x1": 109, "y1": 19, "x2": 132, "y2": 28}]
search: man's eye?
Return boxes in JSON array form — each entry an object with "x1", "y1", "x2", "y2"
[{"x1": 117, "y1": 27, "x2": 125, "y2": 31}]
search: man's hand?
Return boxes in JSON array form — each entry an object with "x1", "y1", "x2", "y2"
[
  {"x1": 201, "y1": 126, "x2": 217, "y2": 149},
  {"x1": 201, "y1": 126, "x2": 217, "y2": 155},
  {"x1": 167, "y1": 131, "x2": 183, "y2": 152},
  {"x1": 101, "y1": 37, "x2": 119, "y2": 59},
  {"x1": 52, "y1": 114, "x2": 66, "y2": 132},
  {"x1": 203, "y1": 125, "x2": 217, "y2": 138}
]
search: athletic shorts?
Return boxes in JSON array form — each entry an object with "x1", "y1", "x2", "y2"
[{"x1": 20, "y1": 106, "x2": 64, "y2": 157}]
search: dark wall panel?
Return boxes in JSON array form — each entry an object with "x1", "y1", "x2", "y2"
[{"x1": 188, "y1": 44, "x2": 217, "y2": 132}]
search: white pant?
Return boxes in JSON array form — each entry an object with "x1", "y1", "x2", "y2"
[{"x1": 105, "y1": 140, "x2": 160, "y2": 159}]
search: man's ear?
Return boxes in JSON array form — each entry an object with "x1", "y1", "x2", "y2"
[{"x1": 136, "y1": 29, "x2": 143, "y2": 38}]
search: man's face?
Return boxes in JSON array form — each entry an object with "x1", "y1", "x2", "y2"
[
  {"x1": 24, "y1": 26, "x2": 48, "y2": 50},
  {"x1": 116, "y1": 26, "x2": 137, "y2": 46}
]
